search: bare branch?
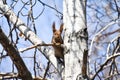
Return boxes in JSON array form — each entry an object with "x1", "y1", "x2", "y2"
[
  {"x1": 107, "y1": 35, "x2": 120, "y2": 57},
  {"x1": 0, "y1": 2, "x2": 62, "y2": 73},
  {"x1": 91, "y1": 53, "x2": 120, "y2": 79},
  {"x1": 43, "y1": 61, "x2": 50, "y2": 80},
  {"x1": 38, "y1": 0, "x2": 62, "y2": 15},
  {"x1": 89, "y1": 19, "x2": 120, "y2": 55},
  {"x1": 0, "y1": 28, "x2": 33, "y2": 80},
  {"x1": 0, "y1": 72, "x2": 18, "y2": 79},
  {"x1": 19, "y1": 43, "x2": 64, "y2": 53},
  {"x1": 114, "y1": 0, "x2": 120, "y2": 18}
]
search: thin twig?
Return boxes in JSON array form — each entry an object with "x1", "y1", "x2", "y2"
[
  {"x1": 19, "y1": 43, "x2": 54, "y2": 53},
  {"x1": 19, "y1": 43, "x2": 64, "y2": 53},
  {"x1": 89, "y1": 19, "x2": 120, "y2": 55}
]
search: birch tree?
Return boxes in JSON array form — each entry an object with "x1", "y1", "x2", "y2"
[
  {"x1": 0, "y1": 0, "x2": 120, "y2": 80},
  {"x1": 63, "y1": 0, "x2": 88, "y2": 80}
]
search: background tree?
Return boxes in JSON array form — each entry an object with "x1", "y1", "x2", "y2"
[
  {"x1": 63, "y1": 0, "x2": 88, "y2": 80},
  {"x1": 0, "y1": 0, "x2": 120, "y2": 80}
]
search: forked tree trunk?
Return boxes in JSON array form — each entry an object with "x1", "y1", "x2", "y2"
[{"x1": 63, "y1": 0, "x2": 88, "y2": 80}]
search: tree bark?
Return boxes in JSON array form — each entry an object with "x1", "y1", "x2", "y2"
[
  {"x1": 63, "y1": 0, "x2": 88, "y2": 80},
  {"x1": 0, "y1": 28, "x2": 33, "y2": 80}
]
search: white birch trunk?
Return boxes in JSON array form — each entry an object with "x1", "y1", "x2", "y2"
[{"x1": 63, "y1": 0, "x2": 88, "y2": 80}]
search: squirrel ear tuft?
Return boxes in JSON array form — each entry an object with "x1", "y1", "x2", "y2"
[
  {"x1": 52, "y1": 22, "x2": 56, "y2": 32},
  {"x1": 60, "y1": 23, "x2": 63, "y2": 33}
]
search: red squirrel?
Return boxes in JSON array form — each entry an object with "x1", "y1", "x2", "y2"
[{"x1": 51, "y1": 22, "x2": 64, "y2": 64}]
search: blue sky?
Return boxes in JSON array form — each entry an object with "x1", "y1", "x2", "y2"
[
  {"x1": 0, "y1": 0, "x2": 120, "y2": 79},
  {"x1": 0, "y1": 0, "x2": 63, "y2": 77}
]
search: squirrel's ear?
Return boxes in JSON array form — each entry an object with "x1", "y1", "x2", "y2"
[
  {"x1": 52, "y1": 22, "x2": 56, "y2": 32},
  {"x1": 60, "y1": 23, "x2": 63, "y2": 33}
]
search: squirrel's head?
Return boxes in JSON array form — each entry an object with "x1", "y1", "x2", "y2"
[{"x1": 52, "y1": 22, "x2": 63, "y2": 39}]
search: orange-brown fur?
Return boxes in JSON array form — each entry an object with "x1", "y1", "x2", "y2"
[{"x1": 51, "y1": 22, "x2": 64, "y2": 63}]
